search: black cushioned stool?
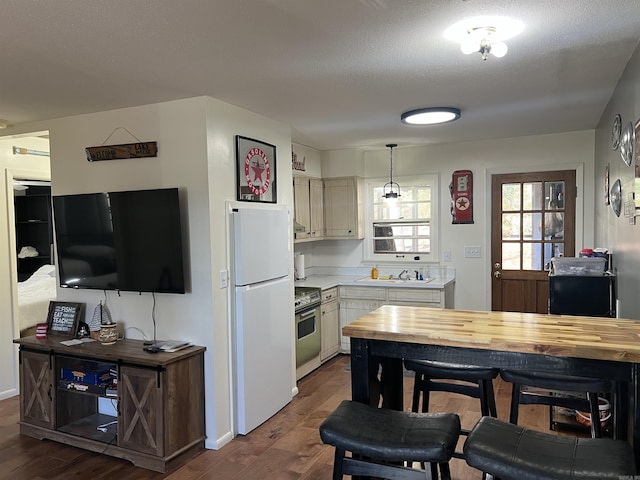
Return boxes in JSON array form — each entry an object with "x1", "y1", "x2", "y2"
[
  {"x1": 319, "y1": 400, "x2": 461, "y2": 480},
  {"x1": 463, "y1": 416, "x2": 636, "y2": 480},
  {"x1": 500, "y1": 369, "x2": 616, "y2": 438}
]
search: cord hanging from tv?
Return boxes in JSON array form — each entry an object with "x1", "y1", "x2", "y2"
[{"x1": 53, "y1": 187, "x2": 186, "y2": 294}]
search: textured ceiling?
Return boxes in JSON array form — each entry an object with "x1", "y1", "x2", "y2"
[{"x1": 1, "y1": 0, "x2": 639, "y2": 150}]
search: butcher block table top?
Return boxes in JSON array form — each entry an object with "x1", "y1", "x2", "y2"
[{"x1": 342, "y1": 305, "x2": 640, "y2": 363}]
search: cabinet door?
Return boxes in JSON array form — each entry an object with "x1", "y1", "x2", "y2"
[
  {"x1": 309, "y1": 178, "x2": 324, "y2": 239},
  {"x1": 20, "y1": 349, "x2": 54, "y2": 429},
  {"x1": 339, "y1": 299, "x2": 385, "y2": 354},
  {"x1": 293, "y1": 177, "x2": 311, "y2": 240},
  {"x1": 119, "y1": 365, "x2": 164, "y2": 456},
  {"x1": 321, "y1": 290, "x2": 339, "y2": 361},
  {"x1": 324, "y1": 177, "x2": 363, "y2": 239}
]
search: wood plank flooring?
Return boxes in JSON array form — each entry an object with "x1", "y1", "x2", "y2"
[{"x1": 0, "y1": 354, "x2": 573, "y2": 479}]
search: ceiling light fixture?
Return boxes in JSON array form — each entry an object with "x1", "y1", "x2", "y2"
[
  {"x1": 382, "y1": 143, "x2": 400, "y2": 199},
  {"x1": 444, "y1": 16, "x2": 524, "y2": 61},
  {"x1": 0, "y1": 120, "x2": 9, "y2": 129},
  {"x1": 401, "y1": 107, "x2": 461, "y2": 126}
]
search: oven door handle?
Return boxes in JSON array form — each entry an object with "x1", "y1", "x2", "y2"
[{"x1": 298, "y1": 309, "x2": 317, "y2": 319}]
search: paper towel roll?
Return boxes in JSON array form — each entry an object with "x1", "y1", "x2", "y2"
[{"x1": 295, "y1": 254, "x2": 305, "y2": 280}]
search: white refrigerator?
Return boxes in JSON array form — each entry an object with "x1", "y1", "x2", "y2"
[{"x1": 231, "y1": 205, "x2": 293, "y2": 435}]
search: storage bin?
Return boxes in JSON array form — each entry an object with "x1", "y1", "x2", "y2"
[{"x1": 550, "y1": 257, "x2": 606, "y2": 276}]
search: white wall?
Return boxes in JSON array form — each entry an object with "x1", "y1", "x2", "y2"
[
  {"x1": 1, "y1": 96, "x2": 293, "y2": 449},
  {"x1": 0, "y1": 134, "x2": 50, "y2": 399},
  {"x1": 594, "y1": 42, "x2": 640, "y2": 319},
  {"x1": 304, "y1": 130, "x2": 594, "y2": 311}
]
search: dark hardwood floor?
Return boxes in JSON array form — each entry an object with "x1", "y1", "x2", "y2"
[{"x1": 0, "y1": 354, "x2": 568, "y2": 479}]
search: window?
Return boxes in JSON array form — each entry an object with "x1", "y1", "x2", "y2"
[{"x1": 365, "y1": 175, "x2": 439, "y2": 263}]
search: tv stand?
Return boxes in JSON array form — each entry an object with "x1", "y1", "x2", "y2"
[{"x1": 14, "y1": 336, "x2": 206, "y2": 473}]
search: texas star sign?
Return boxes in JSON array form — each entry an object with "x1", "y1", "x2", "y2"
[{"x1": 244, "y1": 147, "x2": 271, "y2": 196}]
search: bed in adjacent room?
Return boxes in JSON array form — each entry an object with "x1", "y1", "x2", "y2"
[{"x1": 17, "y1": 264, "x2": 57, "y2": 337}]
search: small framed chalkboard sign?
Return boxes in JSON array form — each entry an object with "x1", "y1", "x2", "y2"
[{"x1": 46, "y1": 302, "x2": 84, "y2": 337}]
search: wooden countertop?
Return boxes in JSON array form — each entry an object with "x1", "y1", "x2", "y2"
[{"x1": 342, "y1": 305, "x2": 640, "y2": 363}]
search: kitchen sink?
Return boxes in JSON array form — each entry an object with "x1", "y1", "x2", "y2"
[{"x1": 355, "y1": 277, "x2": 434, "y2": 284}]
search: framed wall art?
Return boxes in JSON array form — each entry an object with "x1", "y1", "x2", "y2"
[
  {"x1": 46, "y1": 301, "x2": 84, "y2": 337},
  {"x1": 235, "y1": 136, "x2": 277, "y2": 203}
]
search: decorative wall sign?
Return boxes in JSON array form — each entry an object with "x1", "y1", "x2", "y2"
[
  {"x1": 610, "y1": 179, "x2": 622, "y2": 218},
  {"x1": 611, "y1": 114, "x2": 621, "y2": 150},
  {"x1": 620, "y1": 121, "x2": 635, "y2": 167},
  {"x1": 46, "y1": 301, "x2": 85, "y2": 337},
  {"x1": 86, "y1": 142, "x2": 158, "y2": 161},
  {"x1": 635, "y1": 119, "x2": 640, "y2": 208},
  {"x1": 292, "y1": 151, "x2": 306, "y2": 171},
  {"x1": 235, "y1": 136, "x2": 277, "y2": 203},
  {"x1": 450, "y1": 170, "x2": 473, "y2": 224}
]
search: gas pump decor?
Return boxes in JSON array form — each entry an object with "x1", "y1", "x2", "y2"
[{"x1": 450, "y1": 170, "x2": 473, "y2": 224}]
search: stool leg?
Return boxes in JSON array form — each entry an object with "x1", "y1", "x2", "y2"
[
  {"x1": 411, "y1": 374, "x2": 422, "y2": 412},
  {"x1": 587, "y1": 392, "x2": 602, "y2": 438},
  {"x1": 332, "y1": 448, "x2": 345, "y2": 480},
  {"x1": 438, "y1": 462, "x2": 451, "y2": 480},
  {"x1": 421, "y1": 380, "x2": 431, "y2": 413},
  {"x1": 509, "y1": 383, "x2": 521, "y2": 425},
  {"x1": 429, "y1": 462, "x2": 438, "y2": 480},
  {"x1": 485, "y1": 379, "x2": 498, "y2": 417}
]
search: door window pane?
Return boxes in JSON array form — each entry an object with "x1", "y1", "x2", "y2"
[
  {"x1": 544, "y1": 212, "x2": 564, "y2": 239},
  {"x1": 523, "y1": 182, "x2": 542, "y2": 210},
  {"x1": 502, "y1": 184, "x2": 521, "y2": 211},
  {"x1": 545, "y1": 181, "x2": 565, "y2": 210},
  {"x1": 502, "y1": 213, "x2": 520, "y2": 240},
  {"x1": 523, "y1": 243, "x2": 542, "y2": 270},
  {"x1": 523, "y1": 212, "x2": 542, "y2": 240},
  {"x1": 502, "y1": 243, "x2": 520, "y2": 270}
]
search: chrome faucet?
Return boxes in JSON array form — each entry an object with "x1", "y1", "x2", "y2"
[{"x1": 398, "y1": 269, "x2": 409, "y2": 280}]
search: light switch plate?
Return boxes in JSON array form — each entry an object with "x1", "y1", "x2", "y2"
[
  {"x1": 464, "y1": 246, "x2": 481, "y2": 258},
  {"x1": 219, "y1": 269, "x2": 229, "y2": 288},
  {"x1": 443, "y1": 250, "x2": 452, "y2": 262}
]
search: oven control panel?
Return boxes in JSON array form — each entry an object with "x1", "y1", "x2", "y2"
[{"x1": 294, "y1": 287, "x2": 322, "y2": 312}]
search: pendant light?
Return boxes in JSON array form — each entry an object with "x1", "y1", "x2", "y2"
[{"x1": 382, "y1": 143, "x2": 400, "y2": 199}]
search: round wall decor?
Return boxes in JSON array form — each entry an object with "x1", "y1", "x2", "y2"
[
  {"x1": 611, "y1": 114, "x2": 621, "y2": 150},
  {"x1": 620, "y1": 121, "x2": 635, "y2": 166},
  {"x1": 610, "y1": 179, "x2": 622, "y2": 217}
]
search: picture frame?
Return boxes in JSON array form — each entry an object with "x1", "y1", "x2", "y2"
[
  {"x1": 235, "y1": 136, "x2": 277, "y2": 203},
  {"x1": 46, "y1": 301, "x2": 84, "y2": 337}
]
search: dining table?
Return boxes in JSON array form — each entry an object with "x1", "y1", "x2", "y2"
[{"x1": 342, "y1": 305, "x2": 640, "y2": 465}]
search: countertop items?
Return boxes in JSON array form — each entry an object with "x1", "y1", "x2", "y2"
[{"x1": 294, "y1": 274, "x2": 455, "y2": 290}]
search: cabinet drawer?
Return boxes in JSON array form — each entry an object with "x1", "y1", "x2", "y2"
[
  {"x1": 322, "y1": 287, "x2": 338, "y2": 303},
  {"x1": 339, "y1": 286, "x2": 387, "y2": 301},
  {"x1": 387, "y1": 288, "x2": 441, "y2": 304}
]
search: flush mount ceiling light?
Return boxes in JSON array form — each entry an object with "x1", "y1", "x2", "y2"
[
  {"x1": 401, "y1": 107, "x2": 461, "y2": 126},
  {"x1": 0, "y1": 120, "x2": 9, "y2": 129},
  {"x1": 444, "y1": 16, "x2": 524, "y2": 60},
  {"x1": 382, "y1": 143, "x2": 400, "y2": 199}
]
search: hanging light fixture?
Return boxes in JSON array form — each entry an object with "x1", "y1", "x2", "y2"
[
  {"x1": 382, "y1": 143, "x2": 400, "y2": 199},
  {"x1": 444, "y1": 16, "x2": 524, "y2": 61}
]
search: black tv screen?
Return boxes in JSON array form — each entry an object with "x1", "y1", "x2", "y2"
[{"x1": 53, "y1": 188, "x2": 186, "y2": 294}]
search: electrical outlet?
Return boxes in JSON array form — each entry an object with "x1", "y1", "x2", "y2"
[
  {"x1": 464, "y1": 246, "x2": 481, "y2": 258},
  {"x1": 443, "y1": 250, "x2": 452, "y2": 262}
]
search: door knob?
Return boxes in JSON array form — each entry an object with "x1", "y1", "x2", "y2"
[
  {"x1": 494, "y1": 270, "x2": 502, "y2": 278},
  {"x1": 494, "y1": 262, "x2": 501, "y2": 269}
]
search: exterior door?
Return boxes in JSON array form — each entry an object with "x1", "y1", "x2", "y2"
[{"x1": 491, "y1": 171, "x2": 576, "y2": 313}]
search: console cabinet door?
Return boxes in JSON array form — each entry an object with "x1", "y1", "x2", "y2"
[
  {"x1": 20, "y1": 349, "x2": 54, "y2": 429},
  {"x1": 119, "y1": 365, "x2": 164, "y2": 456}
]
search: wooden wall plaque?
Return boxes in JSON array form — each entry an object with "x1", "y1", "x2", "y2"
[{"x1": 85, "y1": 142, "x2": 158, "y2": 162}]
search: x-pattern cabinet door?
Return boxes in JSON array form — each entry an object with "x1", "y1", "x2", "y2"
[
  {"x1": 20, "y1": 349, "x2": 54, "y2": 428},
  {"x1": 118, "y1": 365, "x2": 164, "y2": 456}
]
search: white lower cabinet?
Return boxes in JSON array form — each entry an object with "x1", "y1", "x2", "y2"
[
  {"x1": 338, "y1": 283, "x2": 454, "y2": 353},
  {"x1": 320, "y1": 287, "x2": 339, "y2": 361}
]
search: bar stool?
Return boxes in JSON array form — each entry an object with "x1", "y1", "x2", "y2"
[
  {"x1": 404, "y1": 360, "x2": 499, "y2": 419},
  {"x1": 319, "y1": 400, "x2": 461, "y2": 480},
  {"x1": 463, "y1": 416, "x2": 636, "y2": 480},
  {"x1": 500, "y1": 369, "x2": 616, "y2": 438}
]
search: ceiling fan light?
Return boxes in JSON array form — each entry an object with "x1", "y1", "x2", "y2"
[
  {"x1": 491, "y1": 41, "x2": 508, "y2": 58},
  {"x1": 460, "y1": 39, "x2": 478, "y2": 55},
  {"x1": 401, "y1": 107, "x2": 461, "y2": 125}
]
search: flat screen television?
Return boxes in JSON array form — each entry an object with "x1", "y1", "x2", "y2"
[{"x1": 53, "y1": 187, "x2": 186, "y2": 294}]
